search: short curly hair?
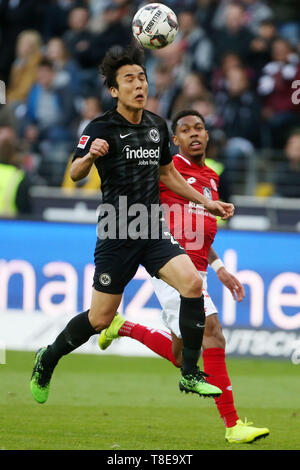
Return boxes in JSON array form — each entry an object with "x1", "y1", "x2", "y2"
[
  {"x1": 171, "y1": 109, "x2": 206, "y2": 134},
  {"x1": 99, "y1": 45, "x2": 147, "y2": 89}
]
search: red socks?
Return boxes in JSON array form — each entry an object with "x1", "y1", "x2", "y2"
[
  {"x1": 119, "y1": 321, "x2": 239, "y2": 428},
  {"x1": 202, "y1": 348, "x2": 239, "y2": 428},
  {"x1": 119, "y1": 321, "x2": 179, "y2": 367}
]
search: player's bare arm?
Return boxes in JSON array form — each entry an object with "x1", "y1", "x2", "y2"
[
  {"x1": 159, "y1": 161, "x2": 235, "y2": 220},
  {"x1": 70, "y1": 138, "x2": 109, "y2": 181},
  {"x1": 208, "y1": 246, "x2": 245, "y2": 302}
]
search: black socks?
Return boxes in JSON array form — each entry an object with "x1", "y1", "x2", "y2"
[
  {"x1": 41, "y1": 297, "x2": 206, "y2": 376},
  {"x1": 42, "y1": 310, "x2": 97, "y2": 369},
  {"x1": 179, "y1": 295, "x2": 205, "y2": 375}
]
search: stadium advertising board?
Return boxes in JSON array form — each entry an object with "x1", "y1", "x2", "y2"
[{"x1": 0, "y1": 220, "x2": 299, "y2": 360}]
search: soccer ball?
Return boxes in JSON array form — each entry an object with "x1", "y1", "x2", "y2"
[{"x1": 132, "y1": 3, "x2": 178, "y2": 50}]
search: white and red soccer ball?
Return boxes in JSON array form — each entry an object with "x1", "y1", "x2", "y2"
[{"x1": 132, "y1": 3, "x2": 179, "y2": 50}]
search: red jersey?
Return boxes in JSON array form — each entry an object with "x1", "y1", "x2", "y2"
[{"x1": 159, "y1": 153, "x2": 219, "y2": 271}]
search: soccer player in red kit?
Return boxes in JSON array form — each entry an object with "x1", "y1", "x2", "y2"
[{"x1": 99, "y1": 110, "x2": 270, "y2": 444}]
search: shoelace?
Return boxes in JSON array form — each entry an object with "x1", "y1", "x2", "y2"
[
  {"x1": 35, "y1": 357, "x2": 53, "y2": 387},
  {"x1": 184, "y1": 369, "x2": 209, "y2": 383},
  {"x1": 239, "y1": 418, "x2": 254, "y2": 427},
  {"x1": 37, "y1": 367, "x2": 53, "y2": 388}
]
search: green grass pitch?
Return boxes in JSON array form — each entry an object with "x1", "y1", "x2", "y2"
[{"x1": 1, "y1": 350, "x2": 300, "y2": 450}]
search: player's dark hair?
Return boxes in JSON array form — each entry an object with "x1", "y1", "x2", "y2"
[
  {"x1": 171, "y1": 109, "x2": 206, "y2": 134},
  {"x1": 99, "y1": 45, "x2": 147, "y2": 89}
]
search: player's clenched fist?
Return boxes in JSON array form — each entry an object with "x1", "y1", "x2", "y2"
[
  {"x1": 205, "y1": 200, "x2": 235, "y2": 220},
  {"x1": 90, "y1": 138, "x2": 109, "y2": 159},
  {"x1": 218, "y1": 201, "x2": 235, "y2": 220}
]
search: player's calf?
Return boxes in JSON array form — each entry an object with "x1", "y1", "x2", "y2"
[
  {"x1": 179, "y1": 294, "x2": 205, "y2": 375},
  {"x1": 202, "y1": 313, "x2": 226, "y2": 350}
]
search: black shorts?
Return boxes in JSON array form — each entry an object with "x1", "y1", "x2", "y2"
[{"x1": 93, "y1": 233, "x2": 186, "y2": 294}]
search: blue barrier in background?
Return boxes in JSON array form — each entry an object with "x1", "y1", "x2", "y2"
[{"x1": 1, "y1": 219, "x2": 300, "y2": 331}]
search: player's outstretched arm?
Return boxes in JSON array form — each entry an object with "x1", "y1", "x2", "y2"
[
  {"x1": 159, "y1": 161, "x2": 234, "y2": 220},
  {"x1": 208, "y1": 247, "x2": 245, "y2": 302},
  {"x1": 70, "y1": 138, "x2": 109, "y2": 181}
]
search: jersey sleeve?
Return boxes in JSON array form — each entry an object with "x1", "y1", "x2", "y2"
[
  {"x1": 172, "y1": 155, "x2": 187, "y2": 173},
  {"x1": 159, "y1": 156, "x2": 184, "y2": 200},
  {"x1": 159, "y1": 121, "x2": 172, "y2": 166},
  {"x1": 72, "y1": 121, "x2": 103, "y2": 161}
]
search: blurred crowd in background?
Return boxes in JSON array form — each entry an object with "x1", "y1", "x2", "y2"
[{"x1": 0, "y1": 0, "x2": 300, "y2": 216}]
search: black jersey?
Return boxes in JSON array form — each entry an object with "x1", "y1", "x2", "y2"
[
  {"x1": 73, "y1": 108, "x2": 172, "y2": 238},
  {"x1": 73, "y1": 107, "x2": 172, "y2": 209}
]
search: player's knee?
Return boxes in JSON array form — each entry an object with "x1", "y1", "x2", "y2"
[
  {"x1": 88, "y1": 311, "x2": 114, "y2": 332},
  {"x1": 180, "y1": 273, "x2": 203, "y2": 298}
]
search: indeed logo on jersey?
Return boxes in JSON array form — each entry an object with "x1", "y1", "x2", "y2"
[{"x1": 123, "y1": 145, "x2": 160, "y2": 165}]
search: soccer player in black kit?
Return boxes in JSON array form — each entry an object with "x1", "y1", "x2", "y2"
[{"x1": 30, "y1": 46, "x2": 234, "y2": 404}]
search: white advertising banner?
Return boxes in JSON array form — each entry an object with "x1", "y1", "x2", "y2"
[{"x1": 0, "y1": 308, "x2": 165, "y2": 358}]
